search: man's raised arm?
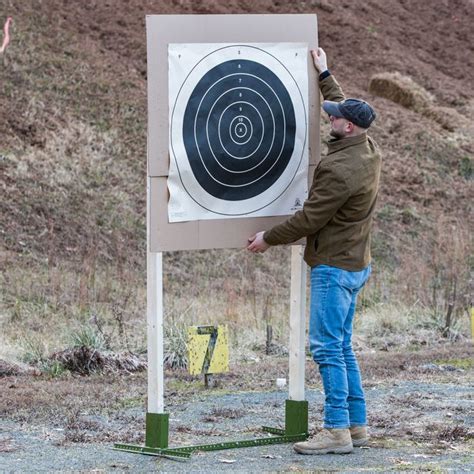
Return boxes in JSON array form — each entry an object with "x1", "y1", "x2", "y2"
[{"x1": 311, "y1": 47, "x2": 345, "y2": 103}]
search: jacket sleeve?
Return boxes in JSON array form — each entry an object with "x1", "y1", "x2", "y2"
[
  {"x1": 320, "y1": 74, "x2": 346, "y2": 103},
  {"x1": 263, "y1": 164, "x2": 350, "y2": 245}
]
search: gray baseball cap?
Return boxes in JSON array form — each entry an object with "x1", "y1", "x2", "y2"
[{"x1": 323, "y1": 98, "x2": 376, "y2": 129}]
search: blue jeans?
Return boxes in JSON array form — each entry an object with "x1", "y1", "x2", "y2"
[{"x1": 309, "y1": 264, "x2": 371, "y2": 429}]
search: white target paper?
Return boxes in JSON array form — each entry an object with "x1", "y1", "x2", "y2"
[{"x1": 168, "y1": 43, "x2": 309, "y2": 222}]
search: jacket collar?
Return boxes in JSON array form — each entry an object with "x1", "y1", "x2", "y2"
[{"x1": 326, "y1": 132, "x2": 368, "y2": 155}]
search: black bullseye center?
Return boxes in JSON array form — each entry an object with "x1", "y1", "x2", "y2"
[
  {"x1": 230, "y1": 116, "x2": 251, "y2": 145},
  {"x1": 182, "y1": 59, "x2": 296, "y2": 200}
]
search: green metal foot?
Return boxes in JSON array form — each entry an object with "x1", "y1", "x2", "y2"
[
  {"x1": 285, "y1": 399, "x2": 308, "y2": 436},
  {"x1": 145, "y1": 412, "x2": 169, "y2": 448},
  {"x1": 113, "y1": 404, "x2": 309, "y2": 461},
  {"x1": 114, "y1": 432, "x2": 307, "y2": 459}
]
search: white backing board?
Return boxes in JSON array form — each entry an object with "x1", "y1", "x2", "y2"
[{"x1": 146, "y1": 14, "x2": 319, "y2": 251}]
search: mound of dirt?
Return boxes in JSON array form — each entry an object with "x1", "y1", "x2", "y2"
[{"x1": 49, "y1": 347, "x2": 146, "y2": 375}]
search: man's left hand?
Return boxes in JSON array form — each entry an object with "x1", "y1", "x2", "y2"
[{"x1": 247, "y1": 231, "x2": 270, "y2": 253}]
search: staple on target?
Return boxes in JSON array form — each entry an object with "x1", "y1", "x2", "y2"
[{"x1": 168, "y1": 43, "x2": 309, "y2": 222}]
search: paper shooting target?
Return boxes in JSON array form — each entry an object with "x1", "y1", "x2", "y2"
[{"x1": 168, "y1": 43, "x2": 309, "y2": 222}]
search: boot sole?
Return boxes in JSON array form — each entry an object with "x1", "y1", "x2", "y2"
[
  {"x1": 294, "y1": 443, "x2": 353, "y2": 455},
  {"x1": 352, "y1": 438, "x2": 368, "y2": 447}
]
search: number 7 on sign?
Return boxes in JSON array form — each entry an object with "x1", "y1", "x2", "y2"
[{"x1": 187, "y1": 325, "x2": 229, "y2": 376}]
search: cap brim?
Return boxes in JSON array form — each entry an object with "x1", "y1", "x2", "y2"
[{"x1": 322, "y1": 100, "x2": 345, "y2": 118}]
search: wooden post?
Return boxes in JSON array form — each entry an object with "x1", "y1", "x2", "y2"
[
  {"x1": 147, "y1": 250, "x2": 164, "y2": 413},
  {"x1": 288, "y1": 245, "x2": 306, "y2": 401},
  {"x1": 443, "y1": 303, "x2": 454, "y2": 337},
  {"x1": 145, "y1": 177, "x2": 168, "y2": 448},
  {"x1": 266, "y1": 324, "x2": 273, "y2": 355}
]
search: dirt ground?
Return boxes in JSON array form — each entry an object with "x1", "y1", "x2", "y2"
[
  {"x1": 2, "y1": 0, "x2": 473, "y2": 261},
  {"x1": 1, "y1": 343, "x2": 473, "y2": 472}
]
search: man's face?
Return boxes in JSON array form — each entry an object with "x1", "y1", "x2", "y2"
[{"x1": 329, "y1": 115, "x2": 352, "y2": 139}]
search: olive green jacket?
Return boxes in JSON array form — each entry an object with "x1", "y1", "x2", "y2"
[{"x1": 263, "y1": 74, "x2": 382, "y2": 271}]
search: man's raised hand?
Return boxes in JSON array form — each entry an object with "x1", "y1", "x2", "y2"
[{"x1": 311, "y1": 47, "x2": 328, "y2": 74}]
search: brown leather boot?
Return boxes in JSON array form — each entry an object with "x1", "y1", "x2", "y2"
[
  {"x1": 350, "y1": 425, "x2": 368, "y2": 447},
  {"x1": 293, "y1": 428, "x2": 353, "y2": 455}
]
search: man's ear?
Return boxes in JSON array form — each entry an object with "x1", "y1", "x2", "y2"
[{"x1": 346, "y1": 122, "x2": 354, "y2": 134}]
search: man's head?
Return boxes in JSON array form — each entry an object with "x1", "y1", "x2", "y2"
[{"x1": 323, "y1": 99, "x2": 376, "y2": 139}]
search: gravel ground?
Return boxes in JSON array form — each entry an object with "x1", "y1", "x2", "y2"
[{"x1": 1, "y1": 381, "x2": 473, "y2": 472}]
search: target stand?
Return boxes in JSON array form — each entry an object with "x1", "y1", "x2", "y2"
[
  {"x1": 113, "y1": 13, "x2": 319, "y2": 461},
  {"x1": 113, "y1": 247, "x2": 309, "y2": 460}
]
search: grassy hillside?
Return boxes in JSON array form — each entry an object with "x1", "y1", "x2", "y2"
[{"x1": 0, "y1": 0, "x2": 472, "y2": 363}]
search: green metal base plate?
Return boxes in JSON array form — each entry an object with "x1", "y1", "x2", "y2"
[
  {"x1": 114, "y1": 431, "x2": 307, "y2": 460},
  {"x1": 113, "y1": 443, "x2": 191, "y2": 459},
  {"x1": 115, "y1": 399, "x2": 309, "y2": 461}
]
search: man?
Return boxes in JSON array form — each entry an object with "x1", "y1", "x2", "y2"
[{"x1": 247, "y1": 47, "x2": 381, "y2": 455}]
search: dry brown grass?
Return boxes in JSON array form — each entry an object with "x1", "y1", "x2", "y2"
[
  {"x1": 0, "y1": 359, "x2": 40, "y2": 377},
  {"x1": 363, "y1": 215, "x2": 472, "y2": 342},
  {"x1": 1, "y1": 226, "x2": 471, "y2": 372},
  {"x1": 424, "y1": 105, "x2": 466, "y2": 132},
  {"x1": 2, "y1": 118, "x2": 144, "y2": 261}
]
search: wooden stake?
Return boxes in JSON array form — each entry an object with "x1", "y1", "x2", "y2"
[
  {"x1": 443, "y1": 302, "x2": 454, "y2": 338},
  {"x1": 288, "y1": 245, "x2": 306, "y2": 401},
  {"x1": 266, "y1": 324, "x2": 273, "y2": 355}
]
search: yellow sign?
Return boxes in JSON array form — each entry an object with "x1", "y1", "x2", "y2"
[{"x1": 188, "y1": 325, "x2": 229, "y2": 375}]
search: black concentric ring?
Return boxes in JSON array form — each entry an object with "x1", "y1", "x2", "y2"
[{"x1": 182, "y1": 59, "x2": 296, "y2": 201}]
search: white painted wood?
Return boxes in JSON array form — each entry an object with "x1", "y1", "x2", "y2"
[
  {"x1": 147, "y1": 177, "x2": 164, "y2": 413},
  {"x1": 288, "y1": 245, "x2": 307, "y2": 401}
]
